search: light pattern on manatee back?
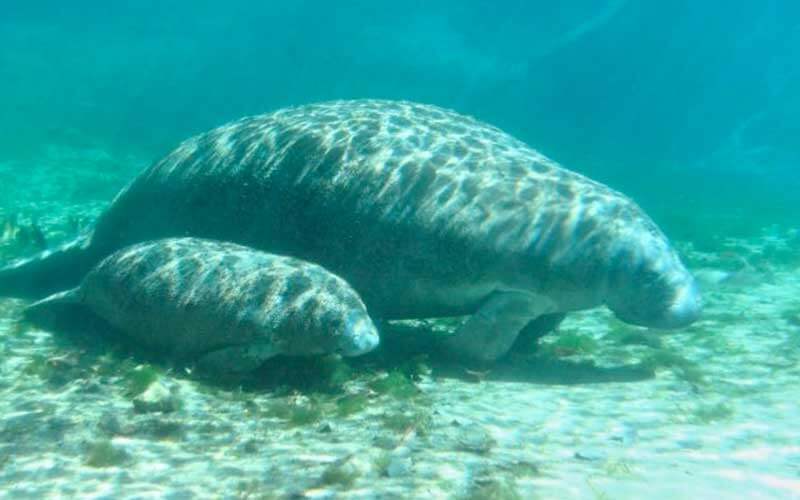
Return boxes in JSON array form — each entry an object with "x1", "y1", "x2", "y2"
[
  {"x1": 82, "y1": 238, "x2": 368, "y2": 358},
  {"x1": 148, "y1": 100, "x2": 644, "y2": 260}
]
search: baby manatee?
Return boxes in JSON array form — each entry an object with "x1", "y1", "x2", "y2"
[{"x1": 24, "y1": 238, "x2": 379, "y2": 373}]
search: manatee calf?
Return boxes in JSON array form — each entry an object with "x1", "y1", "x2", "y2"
[
  {"x1": 1, "y1": 100, "x2": 700, "y2": 363},
  {"x1": 23, "y1": 238, "x2": 379, "y2": 372}
]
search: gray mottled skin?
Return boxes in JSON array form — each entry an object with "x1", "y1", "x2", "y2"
[
  {"x1": 2, "y1": 100, "x2": 701, "y2": 363},
  {"x1": 24, "y1": 238, "x2": 379, "y2": 372}
]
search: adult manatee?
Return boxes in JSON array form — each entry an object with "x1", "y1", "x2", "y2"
[{"x1": 0, "y1": 100, "x2": 701, "y2": 362}]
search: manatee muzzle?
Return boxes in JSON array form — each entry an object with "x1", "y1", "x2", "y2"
[
  {"x1": 337, "y1": 311, "x2": 380, "y2": 356},
  {"x1": 659, "y1": 278, "x2": 702, "y2": 329},
  {"x1": 613, "y1": 277, "x2": 702, "y2": 330}
]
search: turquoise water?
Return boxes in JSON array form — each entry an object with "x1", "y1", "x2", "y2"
[
  {"x1": 1, "y1": 1, "x2": 799, "y2": 498},
  {"x1": 2, "y1": 1, "x2": 798, "y2": 239}
]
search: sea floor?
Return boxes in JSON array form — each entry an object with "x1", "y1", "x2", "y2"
[{"x1": 0, "y1": 148, "x2": 799, "y2": 499}]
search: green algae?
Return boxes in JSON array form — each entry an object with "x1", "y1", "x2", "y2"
[
  {"x1": 22, "y1": 352, "x2": 84, "y2": 388},
  {"x1": 381, "y1": 409, "x2": 432, "y2": 435},
  {"x1": 244, "y1": 354, "x2": 353, "y2": 394},
  {"x1": 234, "y1": 480, "x2": 280, "y2": 499},
  {"x1": 267, "y1": 397, "x2": 323, "y2": 426},
  {"x1": 85, "y1": 439, "x2": 130, "y2": 468},
  {"x1": 369, "y1": 371, "x2": 419, "y2": 399},
  {"x1": 335, "y1": 393, "x2": 369, "y2": 417},
  {"x1": 603, "y1": 459, "x2": 634, "y2": 477},
  {"x1": 398, "y1": 353, "x2": 433, "y2": 380},
  {"x1": 313, "y1": 355, "x2": 354, "y2": 392},
  {"x1": 541, "y1": 331, "x2": 598, "y2": 357},
  {"x1": 692, "y1": 402, "x2": 734, "y2": 424},
  {"x1": 0, "y1": 213, "x2": 47, "y2": 261},
  {"x1": 459, "y1": 477, "x2": 522, "y2": 500},
  {"x1": 320, "y1": 459, "x2": 359, "y2": 488},
  {"x1": 604, "y1": 321, "x2": 663, "y2": 348},
  {"x1": 372, "y1": 451, "x2": 392, "y2": 476},
  {"x1": 123, "y1": 364, "x2": 160, "y2": 397},
  {"x1": 138, "y1": 418, "x2": 185, "y2": 441},
  {"x1": 504, "y1": 460, "x2": 540, "y2": 478},
  {"x1": 641, "y1": 349, "x2": 706, "y2": 385}
]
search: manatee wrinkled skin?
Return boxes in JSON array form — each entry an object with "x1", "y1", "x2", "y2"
[
  {"x1": 24, "y1": 238, "x2": 380, "y2": 372},
  {"x1": 2, "y1": 100, "x2": 701, "y2": 363}
]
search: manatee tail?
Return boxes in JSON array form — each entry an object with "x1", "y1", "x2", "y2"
[
  {"x1": 23, "y1": 289, "x2": 81, "y2": 329},
  {"x1": 23, "y1": 286, "x2": 113, "y2": 339},
  {"x1": 0, "y1": 235, "x2": 100, "y2": 299}
]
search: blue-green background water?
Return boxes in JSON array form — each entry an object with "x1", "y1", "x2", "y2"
[{"x1": 2, "y1": 1, "x2": 797, "y2": 245}]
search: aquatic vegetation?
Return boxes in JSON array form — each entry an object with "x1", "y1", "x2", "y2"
[
  {"x1": 234, "y1": 480, "x2": 279, "y2": 499},
  {"x1": 316, "y1": 355, "x2": 355, "y2": 391},
  {"x1": 541, "y1": 331, "x2": 598, "y2": 357},
  {"x1": 586, "y1": 478, "x2": 612, "y2": 500},
  {"x1": 85, "y1": 439, "x2": 130, "y2": 468},
  {"x1": 372, "y1": 452, "x2": 392, "y2": 477},
  {"x1": 641, "y1": 349, "x2": 706, "y2": 385},
  {"x1": 398, "y1": 354, "x2": 432, "y2": 381},
  {"x1": 0, "y1": 213, "x2": 48, "y2": 260},
  {"x1": 605, "y1": 321, "x2": 663, "y2": 348},
  {"x1": 250, "y1": 355, "x2": 353, "y2": 394},
  {"x1": 335, "y1": 393, "x2": 369, "y2": 417},
  {"x1": 504, "y1": 460, "x2": 540, "y2": 478},
  {"x1": 603, "y1": 459, "x2": 634, "y2": 477},
  {"x1": 692, "y1": 402, "x2": 734, "y2": 424},
  {"x1": 22, "y1": 352, "x2": 84, "y2": 387},
  {"x1": 267, "y1": 397, "x2": 323, "y2": 426},
  {"x1": 320, "y1": 458, "x2": 359, "y2": 488},
  {"x1": 459, "y1": 476, "x2": 522, "y2": 500},
  {"x1": 123, "y1": 364, "x2": 160, "y2": 397},
  {"x1": 368, "y1": 371, "x2": 419, "y2": 399},
  {"x1": 135, "y1": 418, "x2": 185, "y2": 441},
  {"x1": 381, "y1": 409, "x2": 432, "y2": 435}
]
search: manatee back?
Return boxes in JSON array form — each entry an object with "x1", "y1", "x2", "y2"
[
  {"x1": 78, "y1": 237, "x2": 375, "y2": 360},
  {"x1": 85, "y1": 100, "x2": 624, "y2": 318}
]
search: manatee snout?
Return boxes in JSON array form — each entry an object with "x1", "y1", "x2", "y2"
[
  {"x1": 336, "y1": 310, "x2": 380, "y2": 357},
  {"x1": 659, "y1": 277, "x2": 702, "y2": 329},
  {"x1": 607, "y1": 245, "x2": 702, "y2": 330}
]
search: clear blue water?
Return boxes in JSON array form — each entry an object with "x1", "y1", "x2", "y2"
[{"x1": 2, "y1": 1, "x2": 797, "y2": 242}]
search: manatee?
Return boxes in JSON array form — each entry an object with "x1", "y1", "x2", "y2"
[
  {"x1": 23, "y1": 238, "x2": 379, "y2": 372},
  {"x1": 1, "y1": 100, "x2": 701, "y2": 363}
]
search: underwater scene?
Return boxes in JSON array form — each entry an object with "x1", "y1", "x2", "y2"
[{"x1": 0, "y1": 1, "x2": 798, "y2": 498}]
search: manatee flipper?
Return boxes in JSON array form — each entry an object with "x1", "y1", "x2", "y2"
[
  {"x1": 0, "y1": 235, "x2": 99, "y2": 299},
  {"x1": 441, "y1": 291, "x2": 555, "y2": 364},
  {"x1": 509, "y1": 312, "x2": 568, "y2": 354},
  {"x1": 196, "y1": 341, "x2": 280, "y2": 374}
]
